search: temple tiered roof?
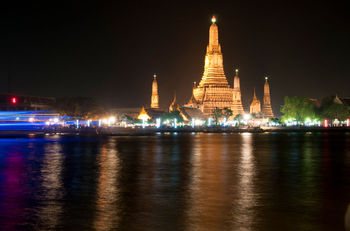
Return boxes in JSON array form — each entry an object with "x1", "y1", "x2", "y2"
[{"x1": 188, "y1": 16, "x2": 235, "y2": 115}]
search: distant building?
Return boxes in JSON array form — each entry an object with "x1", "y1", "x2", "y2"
[
  {"x1": 177, "y1": 106, "x2": 207, "y2": 122},
  {"x1": 137, "y1": 107, "x2": 151, "y2": 121},
  {"x1": 169, "y1": 92, "x2": 178, "y2": 112},
  {"x1": 111, "y1": 107, "x2": 142, "y2": 120},
  {"x1": 232, "y1": 69, "x2": 245, "y2": 115},
  {"x1": 250, "y1": 89, "x2": 261, "y2": 114},
  {"x1": 112, "y1": 107, "x2": 165, "y2": 121},
  {"x1": 185, "y1": 82, "x2": 200, "y2": 108},
  {"x1": 151, "y1": 74, "x2": 160, "y2": 109},
  {"x1": 111, "y1": 74, "x2": 166, "y2": 122},
  {"x1": 308, "y1": 98, "x2": 321, "y2": 108},
  {"x1": 334, "y1": 95, "x2": 350, "y2": 106},
  {"x1": 0, "y1": 93, "x2": 55, "y2": 111},
  {"x1": 262, "y1": 77, "x2": 274, "y2": 118},
  {"x1": 186, "y1": 16, "x2": 236, "y2": 115},
  {"x1": 184, "y1": 16, "x2": 275, "y2": 117}
]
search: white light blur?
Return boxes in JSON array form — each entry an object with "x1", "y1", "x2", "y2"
[
  {"x1": 243, "y1": 114, "x2": 251, "y2": 121},
  {"x1": 142, "y1": 118, "x2": 146, "y2": 128},
  {"x1": 156, "y1": 118, "x2": 161, "y2": 128},
  {"x1": 208, "y1": 117, "x2": 212, "y2": 127},
  {"x1": 108, "y1": 116, "x2": 116, "y2": 124}
]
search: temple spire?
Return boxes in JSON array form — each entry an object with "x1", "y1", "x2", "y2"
[
  {"x1": 209, "y1": 15, "x2": 219, "y2": 47},
  {"x1": 250, "y1": 87, "x2": 261, "y2": 114},
  {"x1": 232, "y1": 68, "x2": 244, "y2": 115},
  {"x1": 185, "y1": 16, "x2": 233, "y2": 114},
  {"x1": 151, "y1": 74, "x2": 159, "y2": 109},
  {"x1": 211, "y1": 16, "x2": 216, "y2": 24},
  {"x1": 262, "y1": 76, "x2": 274, "y2": 118},
  {"x1": 233, "y1": 69, "x2": 240, "y2": 90},
  {"x1": 264, "y1": 76, "x2": 270, "y2": 95}
]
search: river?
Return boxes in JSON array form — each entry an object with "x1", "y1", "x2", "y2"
[{"x1": 0, "y1": 132, "x2": 349, "y2": 230}]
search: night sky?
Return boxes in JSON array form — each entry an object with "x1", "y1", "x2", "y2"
[{"x1": 2, "y1": 1, "x2": 349, "y2": 115}]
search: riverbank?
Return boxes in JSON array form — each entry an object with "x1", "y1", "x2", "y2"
[{"x1": 0, "y1": 126, "x2": 349, "y2": 138}]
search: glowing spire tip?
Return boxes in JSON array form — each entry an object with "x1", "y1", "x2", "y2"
[{"x1": 211, "y1": 16, "x2": 216, "y2": 23}]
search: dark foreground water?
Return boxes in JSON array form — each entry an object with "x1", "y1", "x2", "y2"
[{"x1": 0, "y1": 132, "x2": 349, "y2": 231}]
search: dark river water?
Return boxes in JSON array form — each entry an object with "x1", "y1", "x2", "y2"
[{"x1": 0, "y1": 132, "x2": 349, "y2": 231}]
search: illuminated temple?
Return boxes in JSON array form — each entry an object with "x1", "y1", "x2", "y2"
[
  {"x1": 186, "y1": 16, "x2": 239, "y2": 115},
  {"x1": 262, "y1": 77, "x2": 274, "y2": 118},
  {"x1": 184, "y1": 16, "x2": 276, "y2": 118},
  {"x1": 151, "y1": 74, "x2": 159, "y2": 109}
]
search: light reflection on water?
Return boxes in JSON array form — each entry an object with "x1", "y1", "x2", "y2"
[
  {"x1": 93, "y1": 139, "x2": 120, "y2": 230},
  {"x1": 0, "y1": 133, "x2": 349, "y2": 230},
  {"x1": 36, "y1": 142, "x2": 65, "y2": 229},
  {"x1": 235, "y1": 132, "x2": 256, "y2": 230}
]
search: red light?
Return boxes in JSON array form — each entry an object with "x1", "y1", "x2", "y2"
[{"x1": 11, "y1": 97, "x2": 17, "y2": 104}]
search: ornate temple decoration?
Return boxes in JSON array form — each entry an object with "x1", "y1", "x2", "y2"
[
  {"x1": 262, "y1": 77, "x2": 274, "y2": 118},
  {"x1": 187, "y1": 16, "x2": 235, "y2": 115},
  {"x1": 232, "y1": 69, "x2": 245, "y2": 115},
  {"x1": 151, "y1": 74, "x2": 159, "y2": 109},
  {"x1": 185, "y1": 82, "x2": 200, "y2": 108},
  {"x1": 169, "y1": 91, "x2": 178, "y2": 112},
  {"x1": 138, "y1": 106, "x2": 151, "y2": 121},
  {"x1": 250, "y1": 88, "x2": 261, "y2": 114}
]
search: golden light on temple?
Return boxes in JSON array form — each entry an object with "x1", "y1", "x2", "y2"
[
  {"x1": 211, "y1": 16, "x2": 216, "y2": 23},
  {"x1": 151, "y1": 74, "x2": 159, "y2": 109},
  {"x1": 262, "y1": 76, "x2": 274, "y2": 118},
  {"x1": 138, "y1": 107, "x2": 151, "y2": 121}
]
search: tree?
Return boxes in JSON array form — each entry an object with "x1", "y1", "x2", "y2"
[
  {"x1": 53, "y1": 97, "x2": 104, "y2": 119},
  {"x1": 222, "y1": 107, "x2": 233, "y2": 120},
  {"x1": 320, "y1": 96, "x2": 350, "y2": 121},
  {"x1": 211, "y1": 107, "x2": 223, "y2": 125},
  {"x1": 281, "y1": 96, "x2": 317, "y2": 123},
  {"x1": 234, "y1": 113, "x2": 243, "y2": 122},
  {"x1": 269, "y1": 118, "x2": 281, "y2": 125}
]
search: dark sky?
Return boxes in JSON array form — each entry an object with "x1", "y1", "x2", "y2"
[{"x1": 2, "y1": 0, "x2": 349, "y2": 115}]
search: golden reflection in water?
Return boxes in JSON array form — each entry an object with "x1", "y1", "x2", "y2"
[
  {"x1": 187, "y1": 134, "x2": 232, "y2": 230},
  {"x1": 93, "y1": 139, "x2": 120, "y2": 230},
  {"x1": 235, "y1": 132, "x2": 256, "y2": 230},
  {"x1": 186, "y1": 134, "x2": 202, "y2": 230},
  {"x1": 38, "y1": 141, "x2": 64, "y2": 229}
]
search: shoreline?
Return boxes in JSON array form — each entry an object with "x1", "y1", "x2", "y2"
[{"x1": 0, "y1": 126, "x2": 349, "y2": 138}]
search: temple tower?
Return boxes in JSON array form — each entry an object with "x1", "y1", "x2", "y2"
[
  {"x1": 262, "y1": 77, "x2": 274, "y2": 118},
  {"x1": 250, "y1": 88, "x2": 261, "y2": 114},
  {"x1": 188, "y1": 16, "x2": 234, "y2": 115},
  {"x1": 151, "y1": 74, "x2": 159, "y2": 109},
  {"x1": 232, "y1": 69, "x2": 245, "y2": 115}
]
